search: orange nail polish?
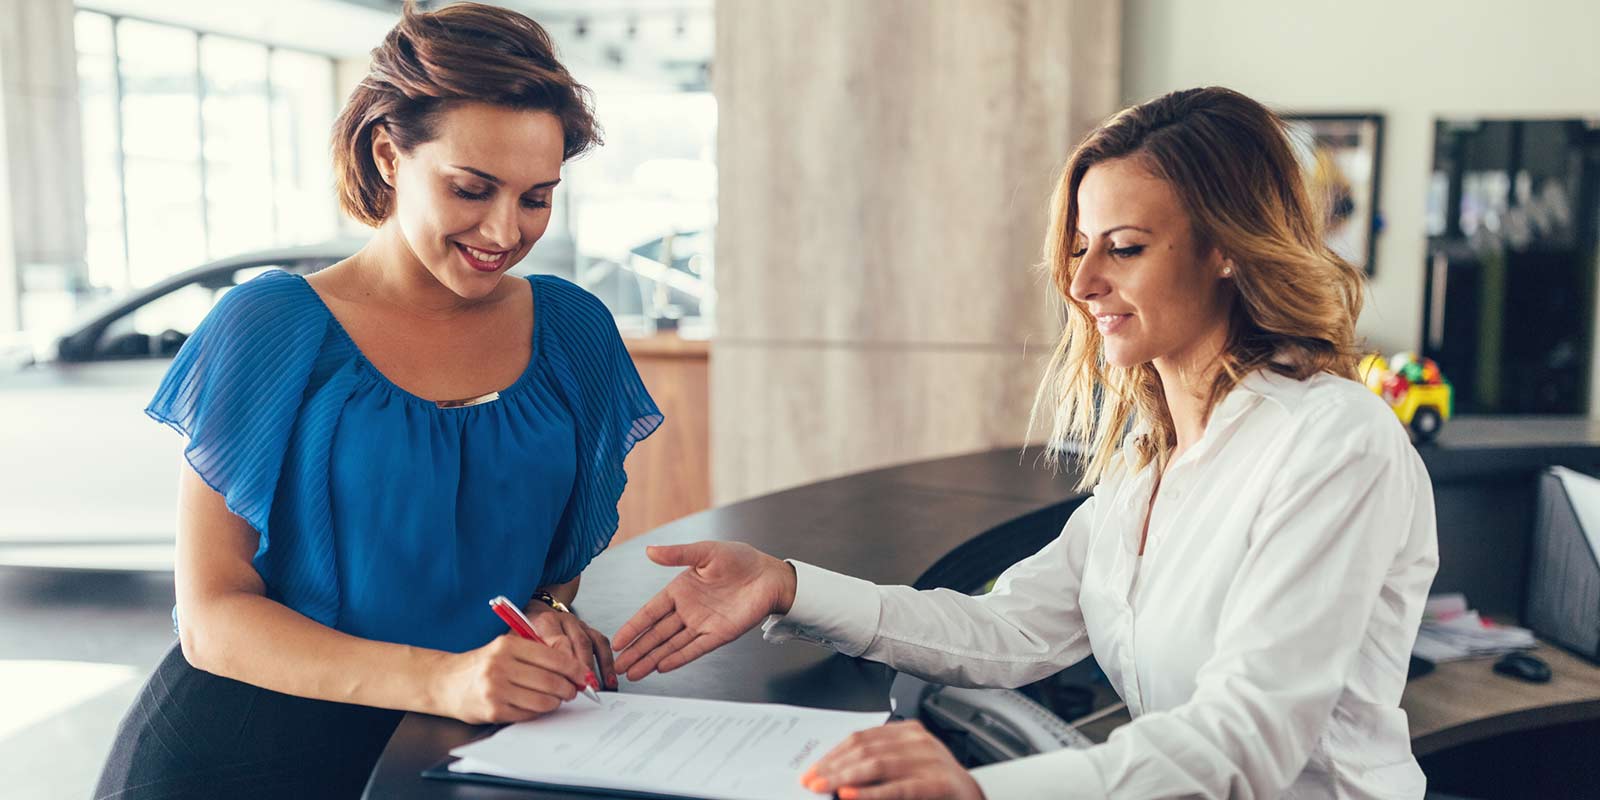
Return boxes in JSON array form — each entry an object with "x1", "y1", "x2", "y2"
[
  {"x1": 839, "y1": 788, "x2": 859, "y2": 800},
  {"x1": 800, "y1": 769, "x2": 816, "y2": 784}
]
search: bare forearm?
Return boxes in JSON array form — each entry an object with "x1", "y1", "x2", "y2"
[{"x1": 182, "y1": 592, "x2": 451, "y2": 715}]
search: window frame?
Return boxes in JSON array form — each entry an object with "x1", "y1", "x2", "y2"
[{"x1": 74, "y1": 9, "x2": 340, "y2": 291}]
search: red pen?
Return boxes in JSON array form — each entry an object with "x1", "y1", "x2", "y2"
[{"x1": 489, "y1": 595, "x2": 603, "y2": 704}]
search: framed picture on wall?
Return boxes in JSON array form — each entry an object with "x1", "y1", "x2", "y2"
[{"x1": 1283, "y1": 113, "x2": 1384, "y2": 275}]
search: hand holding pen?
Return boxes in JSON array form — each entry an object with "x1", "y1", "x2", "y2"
[
  {"x1": 491, "y1": 596, "x2": 605, "y2": 703},
  {"x1": 436, "y1": 617, "x2": 597, "y2": 724}
]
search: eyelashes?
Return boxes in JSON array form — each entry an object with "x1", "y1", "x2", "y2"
[
  {"x1": 1070, "y1": 245, "x2": 1146, "y2": 259},
  {"x1": 450, "y1": 185, "x2": 551, "y2": 209}
]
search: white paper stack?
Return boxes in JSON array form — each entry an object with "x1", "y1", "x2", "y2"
[
  {"x1": 448, "y1": 692, "x2": 888, "y2": 800},
  {"x1": 1412, "y1": 592, "x2": 1536, "y2": 663}
]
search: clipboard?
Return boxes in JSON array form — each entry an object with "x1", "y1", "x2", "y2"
[{"x1": 422, "y1": 756, "x2": 699, "y2": 799}]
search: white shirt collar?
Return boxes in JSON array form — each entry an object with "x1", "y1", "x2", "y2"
[{"x1": 1115, "y1": 363, "x2": 1328, "y2": 477}]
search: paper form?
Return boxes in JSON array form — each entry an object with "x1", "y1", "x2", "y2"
[{"x1": 448, "y1": 692, "x2": 889, "y2": 799}]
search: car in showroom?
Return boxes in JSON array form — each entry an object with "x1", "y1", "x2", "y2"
[{"x1": 0, "y1": 242, "x2": 360, "y2": 571}]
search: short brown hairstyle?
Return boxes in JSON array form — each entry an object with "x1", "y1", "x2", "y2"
[{"x1": 332, "y1": 1, "x2": 601, "y2": 227}]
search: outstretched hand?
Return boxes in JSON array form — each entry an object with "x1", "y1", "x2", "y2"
[{"x1": 610, "y1": 541, "x2": 796, "y2": 681}]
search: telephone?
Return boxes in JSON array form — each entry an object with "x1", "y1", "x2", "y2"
[{"x1": 888, "y1": 673, "x2": 1094, "y2": 767}]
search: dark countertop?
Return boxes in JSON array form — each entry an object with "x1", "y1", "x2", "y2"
[
  {"x1": 365, "y1": 447, "x2": 1084, "y2": 799},
  {"x1": 1412, "y1": 416, "x2": 1600, "y2": 481},
  {"x1": 365, "y1": 416, "x2": 1600, "y2": 799}
]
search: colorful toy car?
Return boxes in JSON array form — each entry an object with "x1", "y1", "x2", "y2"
[{"x1": 1359, "y1": 352, "x2": 1454, "y2": 442}]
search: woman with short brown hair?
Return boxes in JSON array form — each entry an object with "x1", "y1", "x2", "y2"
[{"x1": 96, "y1": 4, "x2": 660, "y2": 798}]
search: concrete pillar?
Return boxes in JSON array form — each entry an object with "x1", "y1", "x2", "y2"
[
  {"x1": 712, "y1": 0, "x2": 1121, "y2": 502},
  {"x1": 0, "y1": 0, "x2": 88, "y2": 332}
]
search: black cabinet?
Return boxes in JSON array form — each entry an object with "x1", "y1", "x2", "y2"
[{"x1": 1422, "y1": 119, "x2": 1600, "y2": 415}]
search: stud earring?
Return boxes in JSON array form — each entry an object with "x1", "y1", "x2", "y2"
[{"x1": 1222, "y1": 265, "x2": 1233, "y2": 277}]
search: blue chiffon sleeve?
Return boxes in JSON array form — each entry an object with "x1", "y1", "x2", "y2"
[
  {"x1": 538, "y1": 278, "x2": 664, "y2": 586},
  {"x1": 145, "y1": 273, "x2": 325, "y2": 552}
]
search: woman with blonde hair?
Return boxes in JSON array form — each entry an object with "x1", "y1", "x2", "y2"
[{"x1": 611, "y1": 86, "x2": 1438, "y2": 799}]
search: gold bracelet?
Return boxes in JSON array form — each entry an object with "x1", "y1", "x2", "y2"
[{"x1": 532, "y1": 590, "x2": 571, "y2": 614}]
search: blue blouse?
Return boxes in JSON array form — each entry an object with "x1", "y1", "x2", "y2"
[{"x1": 146, "y1": 270, "x2": 662, "y2": 653}]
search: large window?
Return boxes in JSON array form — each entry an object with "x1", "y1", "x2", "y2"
[
  {"x1": 74, "y1": 11, "x2": 124, "y2": 292},
  {"x1": 201, "y1": 35, "x2": 275, "y2": 259},
  {"x1": 270, "y1": 51, "x2": 339, "y2": 247},
  {"x1": 74, "y1": 11, "x2": 339, "y2": 292},
  {"x1": 118, "y1": 18, "x2": 206, "y2": 288},
  {"x1": 565, "y1": 91, "x2": 717, "y2": 336}
]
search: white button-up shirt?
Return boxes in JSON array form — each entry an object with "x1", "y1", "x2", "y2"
[{"x1": 764, "y1": 370, "x2": 1439, "y2": 799}]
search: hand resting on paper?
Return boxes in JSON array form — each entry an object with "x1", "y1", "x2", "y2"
[
  {"x1": 801, "y1": 720, "x2": 983, "y2": 800},
  {"x1": 610, "y1": 541, "x2": 797, "y2": 681}
]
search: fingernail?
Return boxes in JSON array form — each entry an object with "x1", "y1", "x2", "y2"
[
  {"x1": 838, "y1": 788, "x2": 859, "y2": 800},
  {"x1": 806, "y1": 776, "x2": 830, "y2": 793},
  {"x1": 799, "y1": 769, "x2": 816, "y2": 786}
]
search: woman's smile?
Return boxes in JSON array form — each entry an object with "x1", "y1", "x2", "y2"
[
  {"x1": 454, "y1": 241, "x2": 511, "y2": 272},
  {"x1": 1094, "y1": 311, "x2": 1133, "y2": 335}
]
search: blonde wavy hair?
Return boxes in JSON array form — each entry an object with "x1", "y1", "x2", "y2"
[{"x1": 1030, "y1": 87, "x2": 1367, "y2": 489}]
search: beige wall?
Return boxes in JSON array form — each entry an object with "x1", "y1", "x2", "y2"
[
  {"x1": 712, "y1": 0, "x2": 1121, "y2": 503},
  {"x1": 1122, "y1": 0, "x2": 1600, "y2": 358}
]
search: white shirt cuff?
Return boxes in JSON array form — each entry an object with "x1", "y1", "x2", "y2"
[
  {"x1": 969, "y1": 747, "x2": 1107, "y2": 799},
  {"x1": 760, "y1": 560, "x2": 882, "y2": 657}
]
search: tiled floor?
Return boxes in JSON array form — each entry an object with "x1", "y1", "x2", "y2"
[{"x1": 0, "y1": 568, "x2": 178, "y2": 799}]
